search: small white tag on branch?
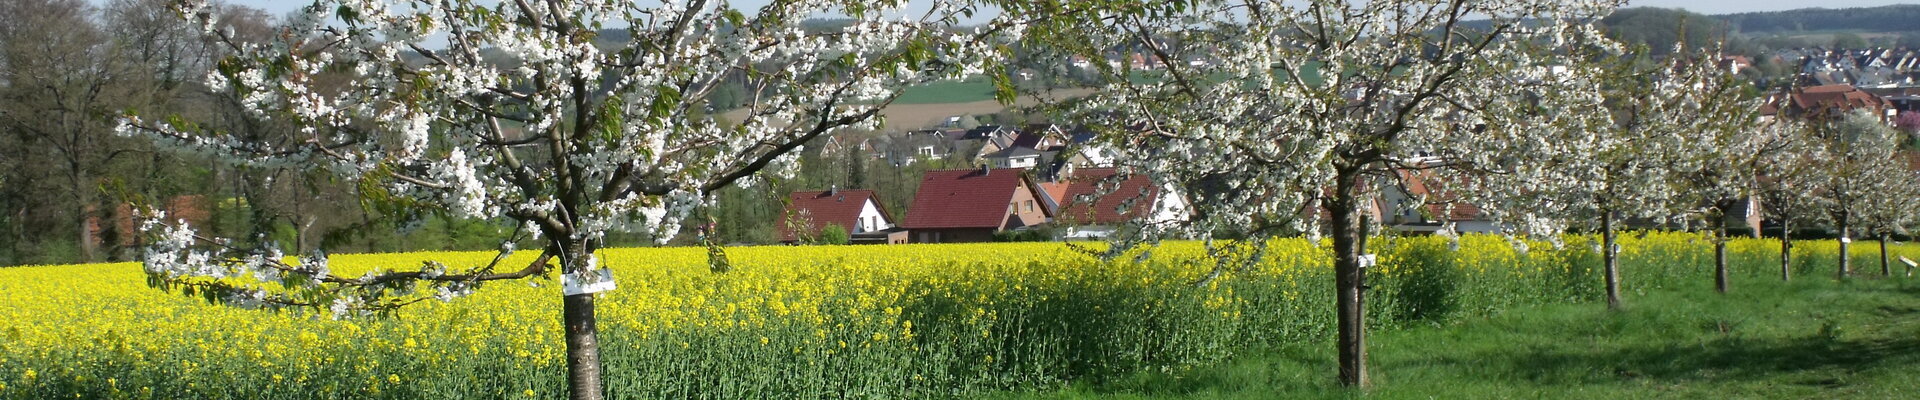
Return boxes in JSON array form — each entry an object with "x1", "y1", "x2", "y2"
[
  {"x1": 1358, "y1": 254, "x2": 1377, "y2": 269},
  {"x1": 563, "y1": 268, "x2": 617, "y2": 296}
]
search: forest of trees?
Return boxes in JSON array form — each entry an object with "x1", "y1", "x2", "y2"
[{"x1": 0, "y1": 0, "x2": 526, "y2": 266}]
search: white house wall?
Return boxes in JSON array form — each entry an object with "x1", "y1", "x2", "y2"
[
  {"x1": 1150, "y1": 184, "x2": 1190, "y2": 224},
  {"x1": 857, "y1": 199, "x2": 892, "y2": 233}
]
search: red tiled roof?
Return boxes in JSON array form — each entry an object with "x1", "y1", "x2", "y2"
[
  {"x1": 1054, "y1": 168, "x2": 1157, "y2": 225},
  {"x1": 1038, "y1": 181, "x2": 1071, "y2": 205},
  {"x1": 1787, "y1": 84, "x2": 1890, "y2": 118},
  {"x1": 776, "y1": 190, "x2": 888, "y2": 242},
  {"x1": 902, "y1": 168, "x2": 1035, "y2": 229},
  {"x1": 1396, "y1": 170, "x2": 1485, "y2": 221}
]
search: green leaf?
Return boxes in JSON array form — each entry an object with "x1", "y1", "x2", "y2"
[
  {"x1": 337, "y1": 5, "x2": 359, "y2": 24},
  {"x1": 721, "y1": 9, "x2": 747, "y2": 28},
  {"x1": 648, "y1": 85, "x2": 683, "y2": 126},
  {"x1": 991, "y1": 66, "x2": 1018, "y2": 105}
]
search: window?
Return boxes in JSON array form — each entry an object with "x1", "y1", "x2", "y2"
[
  {"x1": 919, "y1": 146, "x2": 935, "y2": 157},
  {"x1": 1009, "y1": 202, "x2": 1016, "y2": 214},
  {"x1": 1025, "y1": 200, "x2": 1034, "y2": 212}
]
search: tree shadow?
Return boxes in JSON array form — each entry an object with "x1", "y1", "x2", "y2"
[{"x1": 1479, "y1": 308, "x2": 1920, "y2": 388}]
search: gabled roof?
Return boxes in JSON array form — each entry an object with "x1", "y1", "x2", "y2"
[
  {"x1": 902, "y1": 168, "x2": 1045, "y2": 229},
  {"x1": 1010, "y1": 132, "x2": 1047, "y2": 150},
  {"x1": 1053, "y1": 168, "x2": 1157, "y2": 225},
  {"x1": 1038, "y1": 181, "x2": 1071, "y2": 205},
  {"x1": 1012, "y1": 124, "x2": 1066, "y2": 149},
  {"x1": 1785, "y1": 84, "x2": 1890, "y2": 119},
  {"x1": 776, "y1": 189, "x2": 890, "y2": 242}
]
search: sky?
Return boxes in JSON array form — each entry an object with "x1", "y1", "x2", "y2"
[{"x1": 214, "y1": 0, "x2": 1918, "y2": 22}]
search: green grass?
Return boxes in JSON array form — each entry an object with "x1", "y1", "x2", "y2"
[
  {"x1": 892, "y1": 78, "x2": 1001, "y2": 104},
  {"x1": 1011, "y1": 275, "x2": 1920, "y2": 399}
]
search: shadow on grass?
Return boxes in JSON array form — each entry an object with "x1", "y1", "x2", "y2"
[
  {"x1": 1497, "y1": 329, "x2": 1920, "y2": 387},
  {"x1": 1452, "y1": 282, "x2": 1920, "y2": 391},
  {"x1": 1027, "y1": 280, "x2": 1920, "y2": 399}
]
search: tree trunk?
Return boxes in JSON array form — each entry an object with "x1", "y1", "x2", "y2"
[
  {"x1": 560, "y1": 245, "x2": 605, "y2": 400},
  {"x1": 1780, "y1": 221, "x2": 1792, "y2": 281},
  {"x1": 1329, "y1": 168, "x2": 1367, "y2": 388},
  {"x1": 70, "y1": 157, "x2": 97, "y2": 263},
  {"x1": 1837, "y1": 212, "x2": 1851, "y2": 279},
  {"x1": 1880, "y1": 234, "x2": 1891, "y2": 277},
  {"x1": 76, "y1": 202, "x2": 96, "y2": 263},
  {"x1": 1714, "y1": 224, "x2": 1729, "y2": 294},
  {"x1": 1602, "y1": 211, "x2": 1622, "y2": 310}
]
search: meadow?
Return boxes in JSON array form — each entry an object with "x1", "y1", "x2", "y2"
[{"x1": 0, "y1": 233, "x2": 1904, "y2": 399}]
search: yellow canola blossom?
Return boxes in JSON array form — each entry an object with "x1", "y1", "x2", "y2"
[{"x1": 0, "y1": 235, "x2": 1892, "y2": 399}]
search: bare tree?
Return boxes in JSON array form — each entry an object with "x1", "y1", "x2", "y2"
[{"x1": 0, "y1": 0, "x2": 148, "y2": 262}]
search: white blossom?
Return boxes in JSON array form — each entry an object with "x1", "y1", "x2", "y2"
[{"x1": 118, "y1": 0, "x2": 1016, "y2": 316}]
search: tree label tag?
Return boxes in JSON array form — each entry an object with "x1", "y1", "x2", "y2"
[
  {"x1": 1840, "y1": 237, "x2": 1853, "y2": 244},
  {"x1": 1358, "y1": 254, "x2": 1377, "y2": 268},
  {"x1": 563, "y1": 268, "x2": 617, "y2": 295}
]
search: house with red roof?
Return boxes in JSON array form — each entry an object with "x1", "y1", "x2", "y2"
[
  {"x1": 901, "y1": 167, "x2": 1053, "y2": 243},
  {"x1": 1762, "y1": 84, "x2": 1897, "y2": 123},
  {"x1": 1377, "y1": 170, "x2": 1501, "y2": 234},
  {"x1": 776, "y1": 189, "x2": 906, "y2": 244},
  {"x1": 1045, "y1": 168, "x2": 1190, "y2": 239}
]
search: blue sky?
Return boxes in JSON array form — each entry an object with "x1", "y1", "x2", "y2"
[{"x1": 216, "y1": 0, "x2": 1916, "y2": 21}]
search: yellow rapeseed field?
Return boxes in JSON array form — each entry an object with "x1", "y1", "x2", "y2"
[{"x1": 0, "y1": 234, "x2": 1897, "y2": 399}]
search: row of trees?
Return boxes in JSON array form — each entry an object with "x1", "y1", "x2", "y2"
[
  {"x1": 81, "y1": 0, "x2": 1920, "y2": 399},
  {"x1": 1008, "y1": 0, "x2": 1920, "y2": 388},
  {"x1": 0, "y1": 0, "x2": 541, "y2": 267}
]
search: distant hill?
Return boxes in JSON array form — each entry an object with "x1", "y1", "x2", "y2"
[
  {"x1": 1594, "y1": 5, "x2": 1920, "y2": 59},
  {"x1": 1719, "y1": 5, "x2": 1920, "y2": 35}
]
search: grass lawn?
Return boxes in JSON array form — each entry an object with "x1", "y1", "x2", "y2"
[
  {"x1": 1009, "y1": 275, "x2": 1920, "y2": 399},
  {"x1": 892, "y1": 78, "x2": 1000, "y2": 104}
]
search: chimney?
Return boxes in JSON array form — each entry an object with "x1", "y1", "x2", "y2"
[
  {"x1": 828, "y1": 185, "x2": 838, "y2": 196},
  {"x1": 980, "y1": 165, "x2": 991, "y2": 176}
]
